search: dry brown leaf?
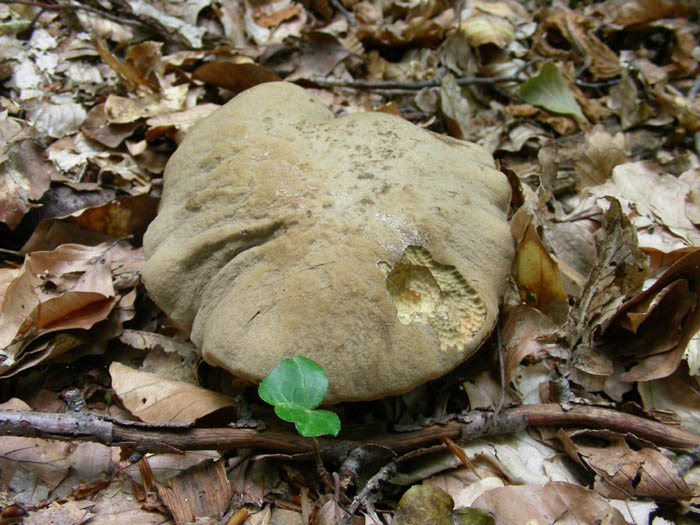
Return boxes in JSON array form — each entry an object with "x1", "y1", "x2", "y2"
[
  {"x1": 586, "y1": 161, "x2": 700, "y2": 248},
  {"x1": 594, "y1": 0, "x2": 696, "y2": 27},
  {"x1": 546, "y1": 218, "x2": 598, "y2": 297},
  {"x1": 104, "y1": 85, "x2": 188, "y2": 124},
  {"x1": 80, "y1": 478, "x2": 172, "y2": 523},
  {"x1": 0, "y1": 399, "x2": 76, "y2": 501},
  {"x1": 156, "y1": 459, "x2": 230, "y2": 524},
  {"x1": 462, "y1": 370, "x2": 502, "y2": 409},
  {"x1": 121, "y1": 329, "x2": 200, "y2": 385},
  {"x1": 643, "y1": 246, "x2": 699, "y2": 276},
  {"x1": 145, "y1": 103, "x2": 219, "y2": 141},
  {"x1": 607, "y1": 249, "x2": 700, "y2": 381},
  {"x1": 24, "y1": 97, "x2": 87, "y2": 139},
  {"x1": 569, "y1": 199, "x2": 647, "y2": 343},
  {"x1": 82, "y1": 103, "x2": 138, "y2": 148},
  {"x1": 439, "y1": 73, "x2": 471, "y2": 140},
  {"x1": 0, "y1": 139, "x2": 55, "y2": 230},
  {"x1": 22, "y1": 195, "x2": 158, "y2": 252},
  {"x1": 124, "y1": 41, "x2": 165, "y2": 93},
  {"x1": 501, "y1": 306, "x2": 559, "y2": 384},
  {"x1": 639, "y1": 366, "x2": 700, "y2": 435},
  {"x1": 536, "y1": 111, "x2": 578, "y2": 135},
  {"x1": 0, "y1": 242, "x2": 141, "y2": 375},
  {"x1": 92, "y1": 37, "x2": 146, "y2": 92},
  {"x1": 460, "y1": 14, "x2": 514, "y2": 48},
  {"x1": 608, "y1": 69, "x2": 656, "y2": 130},
  {"x1": 192, "y1": 61, "x2": 281, "y2": 95},
  {"x1": 283, "y1": 32, "x2": 354, "y2": 82},
  {"x1": 574, "y1": 125, "x2": 628, "y2": 190},
  {"x1": 556, "y1": 430, "x2": 692, "y2": 500},
  {"x1": 472, "y1": 481, "x2": 627, "y2": 524},
  {"x1": 655, "y1": 85, "x2": 700, "y2": 132},
  {"x1": 1, "y1": 244, "x2": 116, "y2": 348},
  {"x1": 355, "y1": 0, "x2": 453, "y2": 46},
  {"x1": 109, "y1": 362, "x2": 235, "y2": 423},
  {"x1": 514, "y1": 220, "x2": 569, "y2": 323},
  {"x1": 24, "y1": 500, "x2": 95, "y2": 524},
  {"x1": 683, "y1": 168, "x2": 700, "y2": 226},
  {"x1": 253, "y1": 2, "x2": 302, "y2": 28},
  {"x1": 532, "y1": 5, "x2": 619, "y2": 80}
]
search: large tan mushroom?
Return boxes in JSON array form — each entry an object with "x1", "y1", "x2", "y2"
[{"x1": 142, "y1": 82, "x2": 514, "y2": 403}]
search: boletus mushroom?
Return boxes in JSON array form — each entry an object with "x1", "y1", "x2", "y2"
[{"x1": 143, "y1": 82, "x2": 514, "y2": 403}]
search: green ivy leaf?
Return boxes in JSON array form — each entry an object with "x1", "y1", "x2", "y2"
[
  {"x1": 520, "y1": 61, "x2": 585, "y2": 120},
  {"x1": 258, "y1": 356, "x2": 341, "y2": 437}
]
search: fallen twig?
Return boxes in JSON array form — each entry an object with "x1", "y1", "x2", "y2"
[
  {"x1": 1, "y1": 403, "x2": 698, "y2": 457},
  {"x1": 303, "y1": 61, "x2": 534, "y2": 91},
  {"x1": 303, "y1": 74, "x2": 524, "y2": 91}
]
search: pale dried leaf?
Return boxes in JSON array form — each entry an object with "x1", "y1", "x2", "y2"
[
  {"x1": 460, "y1": 15, "x2": 514, "y2": 48},
  {"x1": 0, "y1": 139, "x2": 53, "y2": 229},
  {"x1": 110, "y1": 362, "x2": 235, "y2": 423},
  {"x1": 156, "y1": 459, "x2": 229, "y2": 524},
  {"x1": 86, "y1": 479, "x2": 173, "y2": 524},
  {"x1": 24, "y1": 500, "x2": 94, "y2": 525},
  {"x1": 472, "y1": 481, "x2": 627, "y2": 524},
  {"x1": 127, "y1": 0, "x2": 207, "y2": 48},
  {"x1": 501, "y1": 306, "x2": 558, "y2": 384},
  {"x1": 25, "y1": 96, "x2": 87, "y2": 138},
  {"x1": 105, "y1": 85, "x2": 188, "y2": 124},
  {"x1": 123, "y1": 450, "x2": 220, "y2": 485},
  {"x1": 608, "y1": 69, "x2": 655, "y2": 130},
  {"x1": 426, "y1": 475, "x2": 504, "y2": 509},
  {"x1": 588, "y1": 161, "x2": 700, "y2": 246},
  {"x1": 639, "y1": 367, "x2": 700, "y2": 435},
  {"x1": 439, "y1": 74, "x2": 472, "y2": 140},
  {"x1": 574, "y1": 125, "x2": 628, "y2": 189}
]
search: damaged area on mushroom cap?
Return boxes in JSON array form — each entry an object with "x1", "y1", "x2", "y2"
[{"x1": 379, "y1": 245, "x2": 486, "y2": 351}]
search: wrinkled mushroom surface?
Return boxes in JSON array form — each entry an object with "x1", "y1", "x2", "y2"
[{"x1": 143, "y1": 82, "x2": 514, "y2": 403}]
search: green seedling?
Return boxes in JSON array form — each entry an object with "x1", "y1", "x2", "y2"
[{"x1": 258, "y1": 356, "x2": 341, "y2": 438}]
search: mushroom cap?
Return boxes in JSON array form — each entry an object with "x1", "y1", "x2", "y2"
[{"x1": 142, "y1": 82, "x2": 514, "y2": 403}]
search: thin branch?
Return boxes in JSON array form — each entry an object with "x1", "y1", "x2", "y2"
[
  {"x1": 575, "y1": 78, "x2": 620, "y2": 89},
  {"x1": 303, "y1": 74, "x2": 522, "y2": 90},
  {"x1": 329, "y1": 0, "x2": 356, "y2": 26},
  {"x1": 1, "y1": 404, "x2": 698, "y2": 458},
  {"x1": 347, "y1": 461, "x2": 397, "y2": 516},
  {"x1": 303, "y1": 66, "x2": 532, "y2": 91}
]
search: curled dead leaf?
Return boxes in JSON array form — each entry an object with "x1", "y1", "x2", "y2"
[
  {"x1": 192, "y1": 61, "x2": 281, "y2": 95},
  {"x1": 0, "y1": 242, "x2": 142, "y2": 376},
  {"x1": 556, "y1": 430, "x2": 692, "y2": 500},
  {"x1": 514, "y1": 220, "x2": 569, "y2": 323},
  {"x1": 606, "y1": 249, "x2": 700, "y2": 382},
  {"x1": 501, "y1": 306, "x2": 558, "y2": 385},
  {"x1": 473, "y1": 481, "x2": 628, "y2": 524}
]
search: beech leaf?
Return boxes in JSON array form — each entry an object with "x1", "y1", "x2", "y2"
[{"x1": 258, "y1": 356, "x2": 340, "y2": 437}]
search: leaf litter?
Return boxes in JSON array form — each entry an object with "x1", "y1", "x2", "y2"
[{"x1": 0, "y1": 0, "x2": 699, "y2": 523}]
